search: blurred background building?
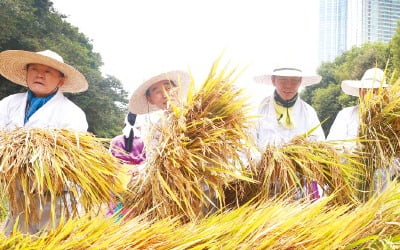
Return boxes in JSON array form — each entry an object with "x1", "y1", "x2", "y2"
[{"x1": 319, "y1": 0, "x2": 400, "y2": 63}]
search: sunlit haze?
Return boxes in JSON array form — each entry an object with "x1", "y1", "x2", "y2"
[{"x1": 52, "y1": 0, "x2": 320, "y2": 106}]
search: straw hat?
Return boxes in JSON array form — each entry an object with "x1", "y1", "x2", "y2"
[
  {"x1": 128, "y1": 70, "x2": 190, "y2": 114},
  {"x1": 254, "y1": 67, "x2": 322, "y2": 86},
  {"x1": 341, "y1": 68, "x2": 387, "y2": 97},
  {"x1": 0, "y1": 50, "x2": 88, "y2": 93}
]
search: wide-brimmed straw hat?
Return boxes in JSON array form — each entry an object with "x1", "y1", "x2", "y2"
[
  {"x1": 128, "y1": 70, "x2": 190, "y2": 114},
  {"x1": 0, "y1": 50, "x2": 88, "y2": 93},
  {"x1": 254, "y1": 67, "x2": 322, "y2": 86},
  {"x1": 341, "y1": 68, "x2": 387, "y2": 97}
]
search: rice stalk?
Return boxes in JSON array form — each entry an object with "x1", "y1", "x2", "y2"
[
  {"x1": 358, "y1": 74, "x2": 400, "y2": 201},
  {"x1": 0, "y1": 191, "x2": 7, "y2": 222},
  {"x1": 248, "y1": 136, "x2": 364, "y2": 205},
  {"x1": 0, "y1": 128, "x2": 125, "y2": 228},
  {"x1": 170, "y1": 181, "x2": 400, "y2": 249},
  {"x1": 3, "y1": 182, "x2": 400, "y2": 249},
  {"x1": 0, "y1": 213, "x2": 177, "y2": 249},
  {"x1": 123, "y1": 58, "x2": 256, "y2": 221}
]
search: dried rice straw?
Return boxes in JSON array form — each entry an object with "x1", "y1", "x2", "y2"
[
  {"x1": 247, "y1": 135, "x2": 363, "y2": 205},
  {"x1": 0, "y1": 128, "x2": 125, "y2": 227},
  {"x1": 123, "y1": 58, "x2": 255, "y2": 221},
  {"x1": 2, "y1": 181, "x2": 400, "y2": 249},
  {"x1": 358, "y1": 74, "x2": 400, "y2": 201}
]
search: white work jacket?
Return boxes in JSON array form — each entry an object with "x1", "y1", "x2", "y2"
[
  {"x1": 0, "y1": 91, "x2": 88, "y2": 131},
  {"x1": 255, "y1": 95, "x2": 325, "y2": 149}
]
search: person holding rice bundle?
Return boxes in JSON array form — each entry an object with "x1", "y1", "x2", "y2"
[
  {"x1": 253, "y1": 67, "x2": 325, "y2": 146},
  {"x1": 327, "y1": 67, "x2": 399, "y2": 193},
  {"x1": 0, "y1": 49, "x2": 88, "y2": 234},
  {"x1": 253, "y1": 67, "x2": 325, "y2": 199},
  {"x1": 327, "y1": 68, "x2": 387, "y2": 142},
  {"x1": 107, "y1": 70, "x2": 190, "y2": 218}
]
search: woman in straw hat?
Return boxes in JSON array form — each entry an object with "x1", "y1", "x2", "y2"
[
  {"x1": 106, "y1": 70, "x2": 190, "y2": 218},
  {"x1": 254, "y1": 67, "x2": 325, "y2": 148},
  {"x1": 0, "y1": 49, "x2": 88, "y2": 235}
]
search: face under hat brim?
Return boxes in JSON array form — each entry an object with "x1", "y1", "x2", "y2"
[
  {"x1": 0, "y1": 50, "x2": 88, "y2": 93},
  {"x1": 341, "y1": 80, "x2": 388, "y2": 97},
  {"x1": 128, "y1": 70, "x2": 190, "y2": 114}
]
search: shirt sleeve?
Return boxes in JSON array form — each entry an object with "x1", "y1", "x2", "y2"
[{"x1": 327, "y1": 109, "x2": 347, "y2": 141}]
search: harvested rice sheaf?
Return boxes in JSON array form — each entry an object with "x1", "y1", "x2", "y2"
[
  {"x1": 2, "y1": 182, "x2": 400, "y2": 249},
  {"x1": 358, "y1": 77, "x2": 400, "y2": 201},
  {"x1": 248, "y1": 136, "x2": 363, "y2": 205},
  {"x1": 0, "y1": 128, "x2": 125, "y2": 226},
  {"x1": 123, "y1": 59, "x2": 256, "y2": 221}
]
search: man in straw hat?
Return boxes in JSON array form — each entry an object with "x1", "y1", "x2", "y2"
[
  {"x1": 0, "y1": 49, "x2": 88, "y2": 131},
  {"x1": 0, "y1": 49, "x2": 88, "y2": 234},
  {"x1": 253, "y1": 67, "x2": 325, "y2": 200},
  {"x1": 327, "y1": 67, "x2": 387, "y2": 142},
  {"x1": 254, "y1": 67, "x2": 325, "y2": 147},
  {"x1": 327, "y1": 68, "x2": 399, "y2": 192}
]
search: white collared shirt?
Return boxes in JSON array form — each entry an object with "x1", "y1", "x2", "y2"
[{"x1": 255, "y1": 95, "x2": 325, "y2": 149}]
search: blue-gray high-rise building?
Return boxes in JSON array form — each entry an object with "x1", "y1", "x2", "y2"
[{"x1": 319, "y1": 0, "x2": 400, "y2": 63}]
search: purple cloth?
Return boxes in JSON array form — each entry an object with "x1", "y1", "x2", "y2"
[
  {"x1": 309, "y1": 181, "x2": 321, "y2": 200},
  {"x1": 110, "y1": 135, "x2": 146, "y2": 165}
]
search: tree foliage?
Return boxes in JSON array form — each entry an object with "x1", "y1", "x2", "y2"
[
  {"x1": 0, "y1": 0, "x2": 128, "y2": 137},
  {"x1": 390, "y1": 20, "x2": 400, "y2": 80},
  {"x1": 301, "y1": 41, "x2": 394, "y2": 135}
]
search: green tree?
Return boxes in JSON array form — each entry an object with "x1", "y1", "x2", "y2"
[
  {"x1": 0, "y1": 0, "x2": 128, "y2": 137},
  {"x1": 301, "y1": 42, "x2": 391, "y2": 135},
  {"x1": 389, "y1": 20, "x2": 400, "y2": 80}
]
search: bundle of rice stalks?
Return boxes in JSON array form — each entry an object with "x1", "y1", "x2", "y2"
[
  {"x1": 123, "y1": 59, "x2": 255, "y2": 221},
  {"x1": 0, "y1": 128, "x2": 125, "y2": 228},
  {"x1": 0, "y1": 213, "x2": 177, "y2": 249},
  {"x1": 340, "y1": 181, "x2": 400, "y2": 248},
  {"x1": 212, "y1": 181, "x2": 400, "y2": 249},
  {"x1": 3, "y1": 181, "x2": 400, "y2": 249},
  {"x1": 248, "y1": 136, "x2": 363, "y2": 205},
  {"x1": 0, "y1": 192, "x2": 7, "y2": 222},
  {"x1": 358, "y1": 77, "x2": 400, "y2": 201}
]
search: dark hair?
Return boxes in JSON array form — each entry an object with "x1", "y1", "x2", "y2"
[{"x1": 124, "y1": 112, "x2": 137, "y2": 152}]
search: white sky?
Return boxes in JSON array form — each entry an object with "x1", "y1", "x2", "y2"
[{"x1": 51, "y1": 0, "x2": 320, "y2": 104}]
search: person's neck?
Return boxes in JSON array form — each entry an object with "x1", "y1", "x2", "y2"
[{"x1": 274, "y1": 90, "x2": 298, "y2": 108}]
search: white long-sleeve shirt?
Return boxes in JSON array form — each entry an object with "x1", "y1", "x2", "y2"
[
  {"x1": 0, "y1": 91, "x2": 88, "y2": 131},
  {"x1": 255, "y1": 95, "x2": 325, "y2": 149},
  {"x1": 327, "y1": 106, "x2": 359, "y2": 141}
]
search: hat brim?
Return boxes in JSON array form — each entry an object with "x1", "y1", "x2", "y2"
[
  {"x1": 128, "y1": 71, "x2": 190, "y2": 114},
  {"x1": 341, "y1": 80, "x2": 388, "y2": 97},
  {"x1": 254, "y1": 74, "x2": 322, "y2": 86},
  {"x1": 0, "y1": 50, "x2": 88, "y2": 93}
]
